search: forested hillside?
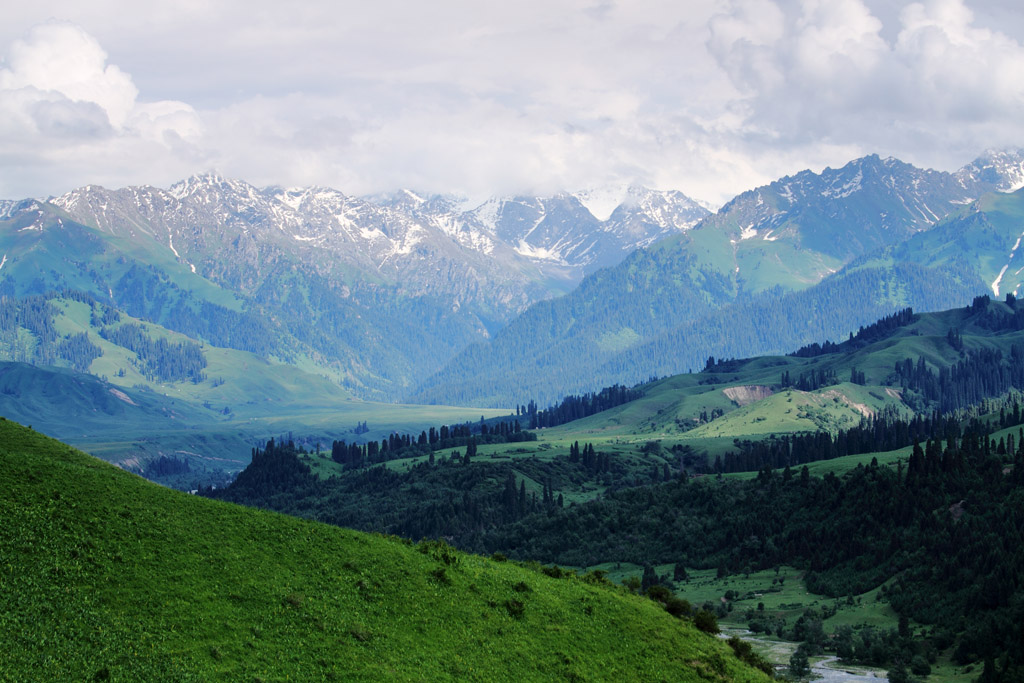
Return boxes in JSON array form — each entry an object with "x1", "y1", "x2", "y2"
[{"x1": 214, "y1": 300, "x2": 1024, "y2": 681}]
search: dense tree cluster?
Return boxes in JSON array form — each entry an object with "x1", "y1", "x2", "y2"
[
  {"x1": 519, "y1": 384, "x2": 641, "y2": 430},
  {"x1": 712, "y1": 408, "x2": 969, "y2": 474},
  {"x1": 56, "y1": 332, "x2": 102, "y2": 372},
  {"x1": 212, "y1": 441, "x2": 635, "y2": 543},
  {"x1": 99, "y1": 323, "x2": 207, "y2": 383},
  {"x1": 778, "y1": 367, "x2": 837, "y2": 391},
  {"x1": 790, "y1": 307, "x2": 916, "y2": 358},
  {"x1": 894, "y1": 347, "x2": 1024, "y2": 412},
  {"x1": 0, "y1": 293, "x2": 102, "y2": 370},
  {"x1": 213, "y1": 400, "x2": 1024, "y2": 678},
  {"x1": 328, "y1": 420, "x2": 536, "y2": 470}
]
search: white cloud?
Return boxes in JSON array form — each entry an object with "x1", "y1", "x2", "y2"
[
  {"x1": 704, "y1": 0, "x2": 1024, "y2": 174},
  {"x1": 0, "y1": 2, "x2": 1023, "y2": 206},
  {"x1": 0, "y1": 21, "x2": 203, "y2": 195}
]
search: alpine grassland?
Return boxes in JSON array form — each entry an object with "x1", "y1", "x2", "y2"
[{"x1": 0, "y1": 418, "x2": 771, "y2": 682}]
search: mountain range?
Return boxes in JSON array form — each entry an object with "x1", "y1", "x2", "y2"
[
  {"x1": 411, "y1": 150, "x2": 1024, "y2": 405},
  {"x1": 0, "y1": 177, "x2": 706, "y2": 399},
  {"x1": 4, "y1": 149, "x2": 1024, "y2": 410}
]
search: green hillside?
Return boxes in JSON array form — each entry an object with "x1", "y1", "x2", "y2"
[
  {"x1": 0, "y1": 292, "x2": 508, "y2": 483},
  {"x1": 0, "y1": 419, "x2": 770, "y2": 682}
]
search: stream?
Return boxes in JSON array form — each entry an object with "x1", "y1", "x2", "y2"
[{"x1": 722, "y1": 628, "x2": 889, "y2": 682}]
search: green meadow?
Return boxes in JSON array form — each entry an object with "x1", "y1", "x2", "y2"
[{"x1": 0, "y1": 418, "x2": 771, "y2": 682}]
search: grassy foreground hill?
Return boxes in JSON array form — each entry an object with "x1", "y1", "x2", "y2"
[{"x1": 0, "y1": 419, "x2": 770, "y2": 682}]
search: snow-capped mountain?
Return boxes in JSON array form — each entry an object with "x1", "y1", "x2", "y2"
[
  {"x1": 49, "y1": 175, "x2": 708, "y2": 325},
  {"x1": 470, "y1": 186, "x2": 708, "y2": 271},
  {"x1": 954, "y1": 148, "x2": 1024, "y2": 194},
  {"x1": 0, "y1": 175, "x2": 707, "y2": 399},
  {"x1": 410, "y1": 150, "x2": 1024, "y2": 406}
]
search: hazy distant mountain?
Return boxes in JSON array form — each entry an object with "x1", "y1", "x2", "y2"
[
  {"x1": 0, "y1": 176, "x2": 706, "y2": 400},
  {"x1": 411, "y1": 150, "x2": 1024, "y2": 406}
]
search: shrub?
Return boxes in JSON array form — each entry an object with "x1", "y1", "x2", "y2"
[
  {"x1": 694, "y1": 610, "x2": 720, "y2": 635},
  {"x1": 646, "y1": 585, "x2": 672, "y2": 603},
  {"x1": 581, "y1": 570, "x2": 611, "y2": 586},
  {"x1": 541, "y1": 565, "x2": 567, "y2": 578},
  {"x1": 504, "y1": 599, "x2": 525, "y2": 620},
  {"x1": 418, "y1": 539, "x2": 461, "y2": 566},
  {"x1": 727, "y1": 636, "x2": 773, "y2": 675},
  {"x1": 664, "y1": 597, "x2": 692, "y2": 618},
  {"x1": 429, "y1": 567, "x2": 450, "y2": 585}
]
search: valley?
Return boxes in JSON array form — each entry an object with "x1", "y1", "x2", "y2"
[{"x1": 6, "y1": 153, "x2": 1024, "y2": 682}]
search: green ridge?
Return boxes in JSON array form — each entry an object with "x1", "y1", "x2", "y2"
[{"x1": 0, "y1": 419, "x2": 770, "y2": 682}]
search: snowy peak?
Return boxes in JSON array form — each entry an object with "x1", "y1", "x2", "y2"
[
  {"x1": 956, "y1": 149, "x2": 1024, "y2": 193},
  {"x1": 700, "y1": 151, "x2": 1024, "y2": 267},
  {"x1": 469, "y1": 187, "x2": 708, "y2": 269}
]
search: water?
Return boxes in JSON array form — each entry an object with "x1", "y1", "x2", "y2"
[
  {"x1": 812, "y1": 656, "x2": 888, "y2": 682},
  {"x1": 722, "y1": 628, "x2": 889, "y2": 682}
]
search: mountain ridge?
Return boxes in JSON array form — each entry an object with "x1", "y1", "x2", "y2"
[{"x1": 411, "y1": 150, "x2": 1024, "y2": 406}]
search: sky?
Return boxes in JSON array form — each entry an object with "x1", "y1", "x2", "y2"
[{"x1": 1, "y1": 0, "x2": 1024, "y2": 206}]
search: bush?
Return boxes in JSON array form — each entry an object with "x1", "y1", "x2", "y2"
[
  {"x1": 694, "y1": 610, "x2": 719, "y2": 635},
  {"x1": 910, "y1": 655, "x2": 931, "y2": 676},
  {"x1": 664, "y1": 596, "x2": 691, "y2": 618},
  {"x1": 581, "y1": 570, "x2": 611, "y2": 586},
  {"x1": 504, "y1": 599, "x2": 525, "y2": 620},
  {"x1": 418, "y1": 539, "x2": 461, "y2": 566},
  {"x1": 646, "y1": 585, "x2": 672, "y2": 603},
  {"x1": 727, "y1": 636, "x2": 774, "y2": 676}
]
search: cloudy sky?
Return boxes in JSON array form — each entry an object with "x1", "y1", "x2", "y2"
[{"x1": 2, "y1": 0, "x2": 1023, "y2": 205}]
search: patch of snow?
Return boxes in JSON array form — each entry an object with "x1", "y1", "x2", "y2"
[
  {"x1": 777, "y1": 184, "x2": 795, "y2": 205},
  {"x1": 276, "y1": 189, "x2": 305, "y2": 211},
  {"x1": 762, "y1": 230, "x2": 779, "y2": 242},
  {"x1": 515, "y1": 239, "x2": 566, "y2": 263},
  {"x1": 472, "y1": 198, "x2": 503, "y2": 232},
  {"x1": 293, "y1": 235, "x2": 316, "y2": 242},
  {"x1": 993, "y1": 265, "x2": 1009, "y2": 297},
  {"x1": 522, "y1": 210, "x2": 548, "y2": 241},
  {"x1": 740, "y1": 224, "x2": 757, "y2": 240},
  {"x1": 360, "y1": 227, "x2": 386, "y2": 241},
  {"x1": 574, "y1": 184, "x2": 629, "y2": 222},
  {"x1": 0, "y1": 254, "x2": 6, "y2": 271},
  {"x1": 402, "y1": 189, "x2": 426, "y2": 204},
  {"x1": 189, "y1": 263, "x2": 196, "y2": 274},
  {"x1": 168, "y1": 234, "x2": 180, "y2": 258},
  {"x1": 822, "y1": 169, "x2": 863, "y2": 198}
]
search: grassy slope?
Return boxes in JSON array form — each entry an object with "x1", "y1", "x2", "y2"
[
  {"x1": 0, "y1": 419, "x2": 769, "y2": 682},
  {"x1": 17, "y1": 297, "x2": 508, "y2": 475}
]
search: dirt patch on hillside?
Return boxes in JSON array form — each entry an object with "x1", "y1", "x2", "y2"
[
  {"x1": 108, "y1": 388, "x2": 138, "y2": 406},
  {"x1": 820, "y1": 389, "x2": 874, "y2": 418},
  {"x1": 723, "y1": 385, "x2": 774, "y2": 406}
]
